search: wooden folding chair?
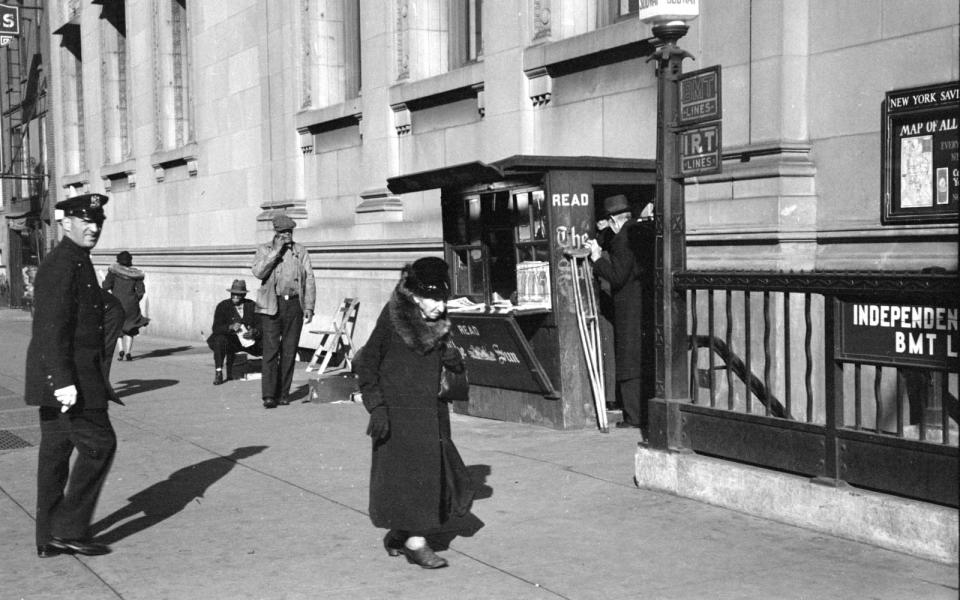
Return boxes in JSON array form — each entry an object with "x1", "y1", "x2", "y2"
[{"x1": 304, "y1": 298, "x2": 360, "y2": 375}]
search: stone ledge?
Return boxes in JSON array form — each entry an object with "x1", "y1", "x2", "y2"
[{"x1": 635, "y1": 445, "x2": 958, "y2": 564}]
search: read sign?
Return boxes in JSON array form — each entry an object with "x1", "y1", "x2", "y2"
[{"x1": 835, "y1": 300, "x2": 958, "y2": 369}]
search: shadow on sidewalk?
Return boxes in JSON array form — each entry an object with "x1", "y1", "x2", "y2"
[
  {"x1": 132, "y1": 345, "x2": 196, "y2": 360},
  {"x1": 429, "y1": 464, "x2": 492, "y2": 551},
  {"x1": 112, "y1": 378, "x2": 179, "y2": 398},
  {"x1": 90, "y1": 445, "x2": 268, "y2": 545}
]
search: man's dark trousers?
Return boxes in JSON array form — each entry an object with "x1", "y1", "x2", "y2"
[
  {"x1": 618, "y1": 377, "x2": 646, "y2": 431},
  {"x1": 260, "y1": 296, "x2": 303, "y2": 402},
  {"x1": 36, "y1": 408, "x2": 117, "y2": 546}
]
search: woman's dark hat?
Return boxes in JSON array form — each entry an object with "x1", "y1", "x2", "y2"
[
  {"x1": 227, "y1": 279, "x2": 249, "y2": 295},
  {"x1": 404, "y1": 257, "x2": 451, "y2": 301},
  {"x1": 601, "y1": 194, "x2": 631, "y2": 219},
  {"x1": 116, "y1": 251, "x2": 132, "y2": 266}
]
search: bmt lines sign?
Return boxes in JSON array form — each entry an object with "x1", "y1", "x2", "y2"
[
  {"x1": 836, "y1": 300, "x2": 958, "y2": 369},
  {"x1": 676, "y1": 66, "x2": 722, "y2": 177}
]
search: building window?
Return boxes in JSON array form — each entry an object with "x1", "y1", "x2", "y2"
[
  {"x1": 300, "y1": 0, "x2": 362, "y2": 109},
  {"x1": 444, "y1": 186, "x2": 548, "y2": 304},
  {"x1": 599, "y1": 0, "x2": 638, "y2": 27},
  {"x1": 154, "y1": 0, "x2": 193, "y2": 150},
  {"x1": 100, "y1": 0, "x2": 130, "y2": 163},
  {"x1": 450, "y1": 0, "x2": 482, "y2": 68}
]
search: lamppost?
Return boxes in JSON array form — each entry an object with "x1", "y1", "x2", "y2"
[{"x1": 639, "y1": 2, "x2": 697, "y2": 449}]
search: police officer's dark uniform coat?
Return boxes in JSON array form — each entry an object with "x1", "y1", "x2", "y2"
[
  {"x1": 25, "y1": 236, "x2": 116, "y2": 409},
  {"x1": 25, "y1": 195, "x2": 118, "y2": 551}
]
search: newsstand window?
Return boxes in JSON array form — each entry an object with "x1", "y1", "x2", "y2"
[{"x1": 443, "y1": 186, "x2": 549, "y2": 305}]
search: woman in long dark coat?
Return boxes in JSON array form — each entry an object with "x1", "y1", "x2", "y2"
[
  {"x1": 354, "y1": 257, "x2": 466, "y2": 569},
  {"x1": 102, "y1": 251, "x2": 150, "y2": 360}
]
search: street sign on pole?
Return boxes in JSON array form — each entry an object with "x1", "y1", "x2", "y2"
[
  {"x1": 678, "y1": 122, "x2": 721, "y2": 177},
  {"x1": 676, "y1": 65, "x2": 722, "y2": 176},
  {"x1": 677, "y1": 65, "x2": 721, "y2": 126},
  {"x1": 0, "y1": 4, "x2": 20, "y2": 46}
]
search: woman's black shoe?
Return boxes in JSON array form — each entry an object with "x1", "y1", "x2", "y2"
[
  {"x1": 383, "y1": 531, "x2": 405, "y2": 557},
  {"x1": 213, "y1": 371, "x2": 224, "y2": 385},
  {"x1": 401, "y1": 545, "x2": 448, "y2": 569}
]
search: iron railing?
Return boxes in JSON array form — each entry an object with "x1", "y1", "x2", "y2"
[{"x1": 674, "y1": 270, "x2": 958, "y2": 507}]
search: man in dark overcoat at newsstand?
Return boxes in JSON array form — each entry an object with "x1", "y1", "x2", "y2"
[
  {"x1": 586, "y1": 194, "x2": 648, "y2": 432},
  {"x1": 25, "y1": 193, "x2": 119, "y2": 558}
]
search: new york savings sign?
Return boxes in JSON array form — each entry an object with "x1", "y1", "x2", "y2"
[{"x1": 836, "y1": 301, "x2": 958, "y2": 369}]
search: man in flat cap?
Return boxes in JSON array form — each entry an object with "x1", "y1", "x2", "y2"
[
  {"x1": 585, "y1": 194, "x2": 648, "y2": 433},
  {"x1": 25, "y1": 193, "x2": 119, "y2": 558},
  {"x1": 251, "y1": 213, "x2": 316, "y2": 408}
]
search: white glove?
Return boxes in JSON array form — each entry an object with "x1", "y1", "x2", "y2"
[
  {"x1": 54, "y1": 385, "x2": 78, "y2": 413},
  {"x1": 585, "y1": 239, "x2": 602, "y2": 262}
]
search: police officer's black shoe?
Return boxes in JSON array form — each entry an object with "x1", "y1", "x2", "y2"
[
  {"x1": 37, "y1": 544, "x2": 64, "y2": 558},
  {"x1": 49, "y1": 537, "x2": 112, "y2": 556},
  {"x1": 263, "y1": 398, "x2": 278, "y2": 409}
]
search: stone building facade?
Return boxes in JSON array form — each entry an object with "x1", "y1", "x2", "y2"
[{"x1": 44, "y1": 0, "x2": 958, "y2": 345}]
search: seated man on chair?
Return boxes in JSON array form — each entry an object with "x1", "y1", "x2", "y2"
[{"x1": 207, "y1": 279, "x2": 262, "y2": 385}]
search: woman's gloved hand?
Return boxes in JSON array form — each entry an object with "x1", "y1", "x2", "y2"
[
  {"x1": 440, "y1": 344, "x2": 465, "y2": 373},
  {"x1": 366, "y1": 406, "x2": 390, "y2": 440}
]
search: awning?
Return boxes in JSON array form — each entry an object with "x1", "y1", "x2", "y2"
[
  {"x1": 387, "y1": 161, "x2": 503, "y2": 195},
  {"x1": 4, "y1": 209, "x2": 41, "y2": 232},
  {"x1": 387, "y1": 155, "x2": 657, "y2": 195}
]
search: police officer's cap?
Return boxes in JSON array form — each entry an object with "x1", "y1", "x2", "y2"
[{"x1": 55, "y1": 193, "x2": 109, "y2": 222}]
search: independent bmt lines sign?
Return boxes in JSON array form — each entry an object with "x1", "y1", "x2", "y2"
[
  {"x1": 0, "y1": 4, "x2": 20, "y2": 46},
  {"x1": 836, "y1": 300, "x2": 958, "y2": 369}
]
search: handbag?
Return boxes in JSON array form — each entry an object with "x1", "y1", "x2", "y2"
[
  {"x1": 438, "y1": 364, "x2": 469, "y2": 402},
  {"x1": 440, "y1": 437, "x2": 475, "y2": 519},
  {"x1": 438, "y1": 345, "x2": 469, "y2": 402}
]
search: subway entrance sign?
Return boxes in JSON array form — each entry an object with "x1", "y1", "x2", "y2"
[
  {"x1": 0, "y1": 4, "x2": 20, "y2": 45},
  {"x1": 678, "y1": 122, "x2": 721, "y2": 176},
  {"x1": 676, "y1": 65, "x2": 722, "y2": 177},
  {"x1": 678, "y1": 65, "x2": 721, "y2": 125}
]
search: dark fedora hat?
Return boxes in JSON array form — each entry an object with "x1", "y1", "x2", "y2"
[
  {"x1": 227, "y1": 279, "x2": 249, "y2": 295},
  {"x1": 601, "y1": 194, "x2": 631, "y2": 219}
]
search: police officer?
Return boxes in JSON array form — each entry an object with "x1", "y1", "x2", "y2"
[{"x1": 25, "y1": 193, "x2": 119, "y2": 558}]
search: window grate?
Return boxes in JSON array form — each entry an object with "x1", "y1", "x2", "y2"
[{"x1": 0, "y1": 430, "x2": 32, "y2": 451}]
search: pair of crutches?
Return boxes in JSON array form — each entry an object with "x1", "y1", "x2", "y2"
[{"x1": 565, "y1": 248, "x2": 608, "y2": 433}]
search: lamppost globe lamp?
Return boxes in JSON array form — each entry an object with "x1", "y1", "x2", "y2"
[{"x1": 638, "y1": 0, "x2": 699, "y2": 50}]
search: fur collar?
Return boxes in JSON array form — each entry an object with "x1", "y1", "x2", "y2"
[
  {"x1": 108, "y1": 263, "x2": 145, "y2": 280},
  {"x1": 387, "y1": 287, "x2": 450, "y2": 355}
]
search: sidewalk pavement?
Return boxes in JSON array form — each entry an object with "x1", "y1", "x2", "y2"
[{"x1": 0, "y1": 307, "x2": 956, "y2": 600}]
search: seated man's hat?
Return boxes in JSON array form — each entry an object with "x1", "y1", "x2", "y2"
[
  {"x1": 55, "y1": 193, "x2": 109, "y2": 222},
  {"x1": 228, "y1": 279, "x2": 249, "y2": 295}
]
